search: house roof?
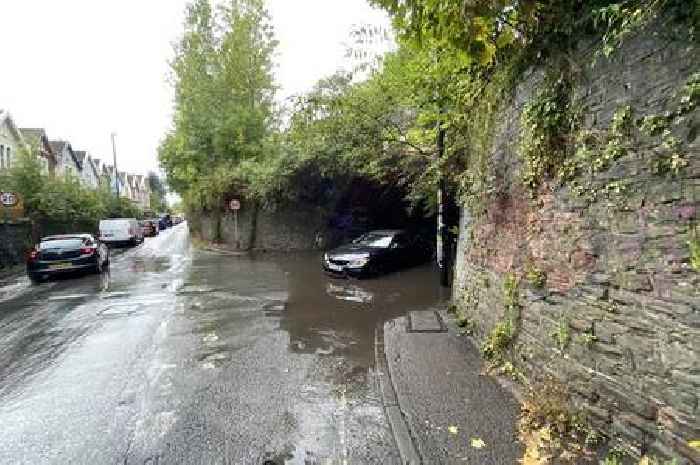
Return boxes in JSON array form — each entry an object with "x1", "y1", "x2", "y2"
[
  {"x1": 48, "y1": 140, "x2": 81, "y2": 169},
  {"x1": 89, "y1": 157, "x2": 100, "y2": 174},
  {"x1": 20, "y1": 128, "x2": 56, "y2": 162},
  {"x1": 73, "y1": 150, "x2": 87, "y2": 164},
  {"x1": 48, "y1": 140, "x2": 68, "y2": 154},
  {"x1": 19, "y1": 128, "x2": 47, "y2": 141},
  {"x1": 0, "y1": 110, "x2": 26, "y2": 145}
]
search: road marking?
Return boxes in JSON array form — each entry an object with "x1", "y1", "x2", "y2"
[{"x1": 48, "y1": 294, "x2": 90, "y2": 301}]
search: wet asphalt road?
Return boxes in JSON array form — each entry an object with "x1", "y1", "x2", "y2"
[{"x1": 0, "y1": 223, "x2": 447, "y2": 464}]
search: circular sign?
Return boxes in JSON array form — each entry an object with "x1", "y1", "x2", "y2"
[
  {"x1": 229, "y1": 199, "x2": 241, "y2": 211},
  {"x1": 0, "y1": 192, "x2": 19, "y2": 207}
]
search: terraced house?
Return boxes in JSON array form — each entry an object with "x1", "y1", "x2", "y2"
[
  {"x1": 18, "y1": 128, "x2": 55, "y2": 176},
  {"x1": 73, "y1": 150, "x2": 100, "y2": 188},
  {"x1": 48, "y1": 140, "x2": 81, "y2": 178},
  {"x1": 0, "y1": 110, "x2": 25, "y2": 171}
]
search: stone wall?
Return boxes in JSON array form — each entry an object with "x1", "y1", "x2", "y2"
[
  {"x1": 191, "y1": 201, "x2": 328, "y2": 251},
  {"x1": 452, "y1": 20, "x2": 699, "y2": 464},
  {"x1": 0, "y1": 220, "x2": 32, "y2": 270}
]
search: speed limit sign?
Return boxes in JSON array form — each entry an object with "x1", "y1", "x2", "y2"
[{"x1": 0, "y1": 192, "x2": 19, "y2": 207}]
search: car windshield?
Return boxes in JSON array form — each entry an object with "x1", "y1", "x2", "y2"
[
  {"x1": 352, "y1": 233, "x2": 394, "y2": 248},
  {"x1": 40, "y1": 239, "x2": 85, "y2": 249}
]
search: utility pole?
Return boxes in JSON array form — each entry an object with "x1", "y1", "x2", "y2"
[
  {"x1": 436, "y1": 121, "x2": 449, "y2": 287},
  {"x1": 111, "y1": 132, "x2": 119, "y2": 199}
]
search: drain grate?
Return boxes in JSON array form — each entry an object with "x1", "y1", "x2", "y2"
[{"x1": 407, "y1": 310, "x2": 447, "y2": 333}]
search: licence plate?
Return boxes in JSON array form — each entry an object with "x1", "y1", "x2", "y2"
[
  {"x1": 328, "y1": 263, "x2": 343, "y2": 272},
  {"x1": 50, "y1": 262, "x2": 73, "y2": 270}
]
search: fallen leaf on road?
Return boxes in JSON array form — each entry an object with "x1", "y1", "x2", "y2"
[
  {"x1": 470, "y1": 437, "x2": 486, "y2": 449},
  {"x1": 448, "y1": 426, "x2": 459, "y2": 435}
]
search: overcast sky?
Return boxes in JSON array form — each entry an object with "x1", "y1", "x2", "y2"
[{"x1": 0, "y1": 0, "x2": 390, "y2": 176}]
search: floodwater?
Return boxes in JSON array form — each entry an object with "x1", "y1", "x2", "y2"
[{"x1": 0, "y1": 223, "x2": 447, "y2": 464}]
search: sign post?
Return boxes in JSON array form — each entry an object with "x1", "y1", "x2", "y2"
[{"x1": 229, "y1": 199, "x2": 241, "y2": 249}]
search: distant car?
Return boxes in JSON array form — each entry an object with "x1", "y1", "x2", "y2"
[
  {"x1": 26, "y1": 234, "x2": 109, "y2": 283},
  {"x1": 158, "y1": 214, "x2": 172, "y2": 230},
  {"x1": 173, "y1": 216, "x2": 183, "y2": 225},
  {"x1": 99, "y1": 218, "x2": 144, "y2": 246},
  {"x1": 322, "y1": 229, "x2": 431, "y2": 278},
  {"x1": 141, "y1": 219, "x2": 159, "y2": 237}
]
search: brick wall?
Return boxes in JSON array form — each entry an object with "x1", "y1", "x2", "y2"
[{"x1": 453, "y1": 20, "x2": 699, "y2": 463}]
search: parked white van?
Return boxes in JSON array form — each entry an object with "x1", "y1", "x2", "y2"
[{"x1": 99, "y1": 218, "x2": 144, "y2": 246}]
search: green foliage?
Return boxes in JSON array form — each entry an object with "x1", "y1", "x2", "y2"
[
  {"x1": 147, "y1": 172, "x2": 167, "y2": 213},
  {"x1": 482, "y1": 272, "x2": 520, "y2": 361},
  {"x1": 503, "y1": 272, "x2": 520, "y2": 309},
  {"x1": 651, "y1": 130, "x2": 688, "y2": 176},
  {"x1": 601, "y1": 448, "x2": 627, "y2": 465},
  {"x1": 519, "y1": 72, "x2": 574, "y2": 191},
  {"x1": 521, "y1": 376, "x2": 585, "y2": 437},
  {"x1": 0, "y1": 149, "x2": 141, "y2": 227},
  {"x1": 525, "y1": 262, "x2": 547, "y2": 288},
  {"x1": 638, "y1": 115, "x2": 669, "y2": 137},
  {"x1": 159, "y1": 0, "x2": 278, "y2": 213},
  {"x1": 689, "y1": 226, "x2": 700, "y2": 271},
  {"x1": 576, "y1": 330, "x2": 598, "y2": 348},
  {"x1": 551, "y1": 315, "x2": 571, "y2": 351},
  {"x1": 481, "y1": 318, "x2": 516, "y2": 361}
]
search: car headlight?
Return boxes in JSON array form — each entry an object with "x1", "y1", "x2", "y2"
[
  {"x1": 323, "y1": 253, "x2": 329, "y2": 262},
  {"x1": 348, "y1": 257, "x2": 369, "y2": 267}
]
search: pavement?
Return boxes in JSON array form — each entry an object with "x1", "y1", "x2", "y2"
[{"x1": 378, "y1": 310, "x2": 524, "y2": 464}]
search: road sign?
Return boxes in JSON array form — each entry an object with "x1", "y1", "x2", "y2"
[
  {"x1": 228, "y1": 199, "x2": 242, "y2": 249},
  {"x1": 1, "y1": 192, "x2": 19, "y2": 207}
]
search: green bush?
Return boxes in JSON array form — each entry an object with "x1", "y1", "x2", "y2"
[{"x1": 0, "y1": 149, "x2": 142, "y2": 229}]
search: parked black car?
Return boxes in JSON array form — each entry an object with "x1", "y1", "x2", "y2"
[
  {"x1": 322, "y1": 229, "x2": 431, "y2": 278},
  {"x1": 142, "y1": 219, "x2": 159, "y2": 237},
  {"x1": 159, "y1": 213, "x2": 172, "y2": 230},
  {"x1": 26, "y1": 234, "x2": 110, "y2": 283}
]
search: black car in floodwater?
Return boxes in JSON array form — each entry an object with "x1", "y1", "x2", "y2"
[
  {"x1": 322, "y1": 229, "x2": 431, "y2": 278},
  {"x1": 26, "y1": 234, "x2": 110, "y2": 283}
]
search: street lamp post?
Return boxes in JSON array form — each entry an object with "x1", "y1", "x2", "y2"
[{"x1": 111, "y1": 133, "x2": 119, "y2": 199}]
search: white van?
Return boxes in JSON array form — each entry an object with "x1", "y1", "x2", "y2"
[{"x1": 99, "y1": 218, "x2": 144, "y2": 246}]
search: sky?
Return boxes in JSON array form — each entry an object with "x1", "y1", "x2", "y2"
[{"x1": 0, "y1": 0, "x2": 390, "y2": 177}]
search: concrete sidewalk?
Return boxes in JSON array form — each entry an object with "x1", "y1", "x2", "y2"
[{"x1": 377, "y1": 310, "x2": 523, "y2": 464}]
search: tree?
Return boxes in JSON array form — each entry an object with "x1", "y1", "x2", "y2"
[
  {"x1": 159, "y1": 0, "x2": 278, "y2": 215},
  {"x1": 147, "y1": 171, "x2": 167, "y2": 212}
]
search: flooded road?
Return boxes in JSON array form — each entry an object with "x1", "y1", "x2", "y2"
[{"x1": 0, "y1": 223, "x2": 446, "y2": 464}]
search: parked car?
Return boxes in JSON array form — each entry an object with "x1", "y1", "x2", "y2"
[
  {"x1": 26, "y1": 234, "x2": 110, "y2": 283},
  {"x1": 99, "y1": 218, "x2": 144, "y2": 246},
  {"x1": 141, "y1": 219, "x2": 159, "y2": 237},
  {"x1": 158, "y1": 213, "x2": 172, "y2": 230},
  {"x1": 322, "y1": 229, "x2": 431, "y2": 278},
  {"x1": 173, "y1": 216, "x2": 183, "y2": 225}
]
